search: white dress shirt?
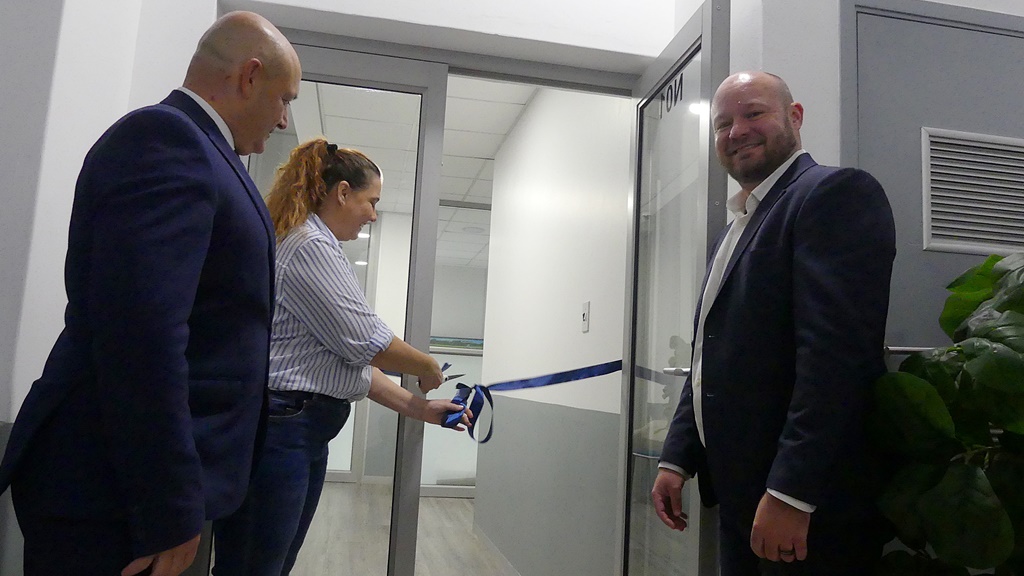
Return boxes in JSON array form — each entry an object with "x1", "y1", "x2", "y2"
[
  {"x1": 661, "y1": 150, "x2": 816, "y2": 513},
  {"x1": 176, "y1": 87, "x2": 235, "y2": 151}
]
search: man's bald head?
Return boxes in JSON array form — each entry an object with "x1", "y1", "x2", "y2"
[
  {"x1": 186, "y1": 11, "x2": 295, "y2": 84},
  {"x1": 713, "y1": 71, "x2": 795, "y2": 113},
  {"x1": 183, "y1": 11, "x2": 301, "y2": 155}
]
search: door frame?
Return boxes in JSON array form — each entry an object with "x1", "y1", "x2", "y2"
[
  {"x1": 291, "y1": 43, "x2": 448, "y2": 576},
  {"x1": 621, "y1": 2, "x2": 730, "y2": 574}
]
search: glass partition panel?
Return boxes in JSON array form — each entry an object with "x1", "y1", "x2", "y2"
[{"x1": 628, "y1": 52, "x2": 707, "y2": 576}]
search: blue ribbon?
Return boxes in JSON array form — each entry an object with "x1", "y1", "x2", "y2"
[{"x1": 441, "y1": 359, "x2": 624, "y2": 443}]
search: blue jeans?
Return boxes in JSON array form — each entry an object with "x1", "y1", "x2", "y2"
[{"x1": 213, "y1": 390, "x2": 350, "y2": 576}]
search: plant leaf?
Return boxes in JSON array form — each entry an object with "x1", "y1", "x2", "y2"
[
  {"x1": 899, "y1": 348, "x2": 963, "y2": 405},
  {"x1": 877, "y1": 550, "x2": 971, "y2": 576},
  {"x1": 992, "y1": 253, "x2": 1024, "y2": 279},
  {"x1": 918, "y1": 463, "x2": 1015, "y2": 568},
  {"x1": 872, "y1": 372, "x2": 961, "y2": 458},
  {"x1": 987, "y1": 454, "x2": 1024, "y2": 555},
  {"x1": 949, "y1": 405, "x2": 996, "y2": 446},
  {"x1": 967, "y1": 311, "x2": 1024, "y2": 354},
  {"x1": 878, "y1": 462, "x2": 944, "y2": 548},
  {"x1": 972, "y1": 388, "x2": 1024, "y2": 435},
  {"x1": 943, "y1": 255, "x2": 1004, "y2": 338},
  {"x1": 1002, "y1": 432, "x2": 1024, "y2": 455},
  {"x1": 961, "y1": 338, "x2": 1024, "y2": 395}
]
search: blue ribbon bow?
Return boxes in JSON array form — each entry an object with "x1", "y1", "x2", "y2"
[{"x1": 440, "y1": 359, "x2": 623, "y2": 443}]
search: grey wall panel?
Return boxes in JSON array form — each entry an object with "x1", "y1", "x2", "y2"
[
  {"x1": 475, "y1": 396, "x2": 620, "y2": 576},
  {"x1": 0, "y1": 0, "x2": 64, "y2": 422},
  {"x1": 1, "y1": 421, "x2": 23, "y2": 575},
  {"x1": 856, "y1": 11, "x2": 1024, "y2": 348}
]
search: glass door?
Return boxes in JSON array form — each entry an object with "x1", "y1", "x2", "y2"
[
  {"x1": 623, "y1": 3, "x2": 730, "y2": 575},
  {"x1": 280, "y1": 44, "x2": 448, "y2": 575}
]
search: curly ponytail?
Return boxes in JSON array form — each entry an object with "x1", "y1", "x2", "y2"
[{"x1": 266, "y1": 138, "x2": 381, "y2": 240}]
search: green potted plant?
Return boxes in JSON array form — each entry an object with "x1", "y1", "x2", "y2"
[{"x1": 872, "y1": 253, "x2": 1024, "y2": 575}]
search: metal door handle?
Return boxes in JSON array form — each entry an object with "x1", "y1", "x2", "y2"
[{"x1": 662, "y1": 367, "x2": 691, "y2": 376}]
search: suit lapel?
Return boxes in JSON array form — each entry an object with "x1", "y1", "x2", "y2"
[
  {"x1": 161, "y1": 91, "x2": 277, "y2": 316},
  {"x1": 717, "y1": 153, "x2": 817, "y2": 291},
  {"x1": 161, "y1": 91, "x2": 275, "y2": 243}
]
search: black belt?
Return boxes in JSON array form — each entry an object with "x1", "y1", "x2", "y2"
[{"x1": 270, "y1": 389, "x2": 349, "y2": 405}]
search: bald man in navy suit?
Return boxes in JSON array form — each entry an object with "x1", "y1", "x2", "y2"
[
  {"x1": 652, "y1": 72, "x2": 896, "y2": 575},
  {"x1": 0, "y1": 12, "x2": 300, "y2": 576}
]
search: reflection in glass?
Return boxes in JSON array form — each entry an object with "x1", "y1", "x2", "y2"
[
  {"x1": 421, "y1": 206, "x2": 490, "y2": 492},
  {"x1": 629, "y1": 52, "x2": 707, "y2": 575}
]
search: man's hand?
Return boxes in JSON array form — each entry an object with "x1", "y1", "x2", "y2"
[
  {"x1": 750, "y1": 492, "x2": 809, "y2": 563},
  {"x1": 651, "y1": 468, "x2": 688, "y2": 531},
  {"x1": 122, "y1": 533, "x2": 201, "y2": 576}
]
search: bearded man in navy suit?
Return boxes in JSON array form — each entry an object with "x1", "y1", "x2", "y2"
[
  {"x1": 651, "y1": 71, "x2": 896, "y2": 575},
  {"x1": 0, "y1": 11, "x2": 300, "y2": 576}
]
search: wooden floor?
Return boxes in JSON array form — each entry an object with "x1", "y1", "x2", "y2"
[{"x1": 289, "y1": 483, "x2": 521, "y2": 575}]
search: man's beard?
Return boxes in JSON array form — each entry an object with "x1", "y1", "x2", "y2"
[{"x1": 727, "y1": 124, "x2": 799, "y2": 186}]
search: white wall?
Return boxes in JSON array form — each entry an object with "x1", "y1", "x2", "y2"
[
  {"x1": 9, "y1": 0, "x2": 144, "y2": 415},
  {"x1": 431, "y1": 265, "x2": 487, "y2": 339},
  {"x1": 128, "y1": 0, "x2": 216, "y2": 110},
  {"x1": 3, "y1": 0, "x2": 212, "y2": 420},
  {"x1": 483, "y1": 88, "x2": 632, "y2": 415}
]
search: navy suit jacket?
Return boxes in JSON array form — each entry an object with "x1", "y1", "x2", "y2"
[
  {"x1": 0, "y1": 91, "x2": 274, "y2": 556},
  {"x1": 661, "y1": 153, "x2": 896, "y2": 524}
]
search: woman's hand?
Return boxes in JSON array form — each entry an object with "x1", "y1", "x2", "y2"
[
  {"x1": 417, "y1": 359, "x2": 444, "y2": 393},
  {"x1": 422, "y1": 400, "x2": 473, "y2": 431}
]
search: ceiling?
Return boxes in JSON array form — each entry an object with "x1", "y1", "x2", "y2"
[{"x1": 283, "y1": 75, "x2": 537, "y2": 269}]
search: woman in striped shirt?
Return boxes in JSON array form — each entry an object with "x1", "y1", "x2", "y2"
[{"x1": 213, "y1": 139, "x2": 470, "y2": 575}]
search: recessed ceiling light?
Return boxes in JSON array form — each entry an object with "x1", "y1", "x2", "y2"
[
  {"x1": 689, "y1": 101, "x2": 709, "y2": 115},
  {"x1": 358, "y1": 232, "x2": 370, "y2": 239},
  {"x1": 354, "y1": 260, "x2": 368, "y2": 266}
]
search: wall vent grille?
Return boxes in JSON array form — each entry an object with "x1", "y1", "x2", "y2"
[{"x1": 923, "y1": 127, "x2": 1024, "y2": 255}]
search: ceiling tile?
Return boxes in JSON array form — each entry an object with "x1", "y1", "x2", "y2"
[
  {"x1": 479, "y1": 159, "x2": 495, "y2": 180},
  {"x1": 317, "y1": 83, "x2": 420, "y2": 125},
  {"x1": 464, "y1": 192, "x2": 493, "y2": 205},
  {"x1": 447, "y1": 76, "x2": 536, "y2": 104},
  {"x1": 440, "y1": 232, "x2": 489, "y2": 246},
  {"x1": 350, "y1": 146, "x2": 418, "y2": 175},
  {"x1": 468, "y1": 180, "x2": 493, "y2": 199},
  {"x1": 322, "y1": 116, "x2": 418, "y2": 151},
  {"x1": 437, "y1": 240, "x2": 483, "y2": 255},
  {"x1": 440, "y1": 176, "x2": 474, "y2": 198},
  {"x1": 445, "y1": 220, "x2": 490, "y2": 236},
  {"x1": 441, "y1": 155, "x2": 486, "y2": 178},
  {"x1": 445, "y1": 98, "x2": 523, "y2": 135},
  {"x1": 442, "y1": 130, "x2": 505, "y2": 158},
  {"x1": 437, "y1": 255, "x2": 473, "y2": 267},
  {"x1": 450, "y1": 208, "x2": 491, "y2": 225}
]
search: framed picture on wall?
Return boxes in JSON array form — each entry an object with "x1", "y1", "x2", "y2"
[{"x1": 429, "y1": 336, "x2": 483, "y2": 355}]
